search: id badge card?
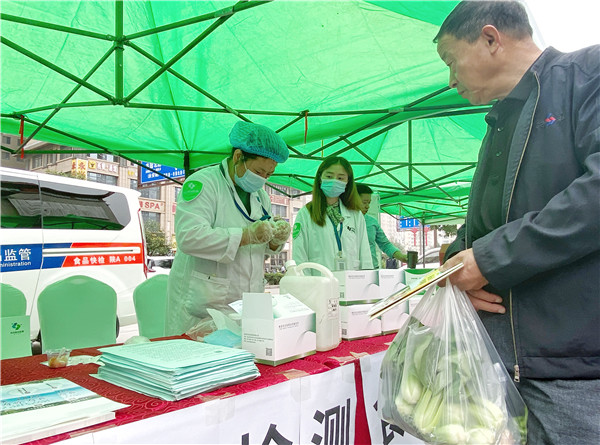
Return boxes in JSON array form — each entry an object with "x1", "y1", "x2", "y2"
[{"x1": 334, "y1": 251, "x2": 346, "y2": 271}]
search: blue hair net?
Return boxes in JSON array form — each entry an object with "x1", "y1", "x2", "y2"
[{"x1": 229, "y1": 121, "x2": 289, "y2": 163}]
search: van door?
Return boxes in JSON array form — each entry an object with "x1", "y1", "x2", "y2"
[{"x1": 0, "y1": 172, "x2": 44, "y2": 333}]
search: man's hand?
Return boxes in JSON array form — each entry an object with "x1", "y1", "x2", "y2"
[
  {"x1": 465, "y1": 288, "x2": 505, "y2": 314},
  {"x1": 443, "y1": 248, "x2": 505, "y2": 314}
]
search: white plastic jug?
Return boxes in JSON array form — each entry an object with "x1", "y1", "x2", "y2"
[{"x1": 279, "y1": 260, "x2": 341, "y2": 352}]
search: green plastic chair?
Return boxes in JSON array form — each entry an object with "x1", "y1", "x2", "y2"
[
  {"x1": 1, "y1": 283, "x2": 27, "y2": 317},
  {"x1": 1, "y1": 283, "x2": 32, "y2": 359},
  {"x1": 37, "y1": 275, "x2": 117, "y2": 353},
  {"x1": 133, "y1": 274, "x2": 168, "y2": 339}
]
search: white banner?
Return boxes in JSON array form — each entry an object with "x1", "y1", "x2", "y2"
[
  {"x1": 360, "y1": 352, "x2": 424, "y2": 445},
  {"x1": 299, "y1": 365, "x2": 357, "y2": 445},
  {"x1": 90, "y1": 379, "x2": 301, "y2": 444}
]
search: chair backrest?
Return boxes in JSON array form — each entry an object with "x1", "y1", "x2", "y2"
[
  {"x1": 1, "y1": 283, "x2": 27, "y2": 317},
  {"x1": 133, "y1": 275, "x2": 168, "y2": 339},
  {"x1": 1, "y1": 315, "x2": 32, "y2": 359},
  {"x1": 37, "y1": 275, "x2": 117, "y2": 352}
]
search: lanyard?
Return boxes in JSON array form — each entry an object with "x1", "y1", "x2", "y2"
[
  {"x1": 328, "y1": 215, "x2": 343, "y2": 253},
  {"x1": 220, "y1": 163, "x2": 271, "y2": 223}
]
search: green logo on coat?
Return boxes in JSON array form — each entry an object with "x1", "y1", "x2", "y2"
[
  {"x1": 181, "y1": 180, "x2": 203, "y2": 202},
  {"x1": 292, "y1": 222, "x2": 301, "y2": 239}
]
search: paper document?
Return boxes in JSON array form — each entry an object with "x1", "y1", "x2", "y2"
[
  {"x1": 368, "y1": 263, "x2": 464, "y2": 319},
  {"x1": 95, "y1": 339, "x2": 260, "y2": 401},
  {"x1": 0, "y1": 378, "x2": 128, "y2": 443}
]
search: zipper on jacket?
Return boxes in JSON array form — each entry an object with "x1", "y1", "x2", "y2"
[
  {"x1": 509, "y1": 290, "x2": 520, "y2": 382},
  {"x1": 505, "y1": 72, "x2": 540, "y2": 383}
]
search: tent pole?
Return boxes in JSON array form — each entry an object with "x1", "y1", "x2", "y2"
[
  {"x1": 405, "y1": 86, "x2": 449, "y2": 108},
  {"x1": 0, "y1": 13, "x2": 114, "y2": 41},
  {"x1": 14, "y1": 101, "x2": 112, "y2": 116},
  {"x1": 421, "y1": 218, "x2": 426, "y2": 263},
  {"x1": 115, "y1": 0, "x2": 124, "y2": 103},
  {"x1": 17, "y1": 46, "x2": 116, "y2": 150},
  {"x1": 126, "y1": 42, "x2": 247, "y2": 121},
  {"x1": 342, "y1": 136, "x2": 409, "y2": 189},
  {"x1": 306, "y1": 110, "x2": 399, "y2": 157},
  {"x1": 0, "y1": 37, "x2": 114, "y2": 101},
  {"x1": 184, "y1": 152, "x2": 191, "y2": 179},
  {"x1": 411, "y1": 167, "x2": 460, "y2": 203},
  {"x1": 408, "y1": 120, "x2": 413, "y2": 190},
  {"x1": 125, "y1": 1, "x2": 272, "y2": 40},
  {"x1": 411, "y1": 164, "x2": 477, "y2": 192},
  {"x1": 14, "y1": 115, "x2": 182, "y2": 184},
  {"x1": 125, "y1": 14, "x2": 235, "y2": 103}
]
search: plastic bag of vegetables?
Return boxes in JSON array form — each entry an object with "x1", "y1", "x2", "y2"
[{"x1": 379, "y1": 281, "x2": 528, "y2": 444}]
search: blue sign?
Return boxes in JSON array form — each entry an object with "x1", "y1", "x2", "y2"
[
  {"x1": 0, "y1": 244, "x2": 43, "y2": 272},
  {"x1": 139, "y1": 162, "x2": 185, "y2": 185},
  {"x1": 397, "y1": 218, "x2": 421, "y2": 229}
]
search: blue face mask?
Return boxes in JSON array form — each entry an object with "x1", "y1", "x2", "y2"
[
  {"x1": 320, "y1": 179, "x2": 347, "y2": 198},
  {"x1": 235, "y1": 161, "x2": 267, "y2": 193}
]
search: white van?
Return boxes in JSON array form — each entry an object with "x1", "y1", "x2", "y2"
[{"x1": 0, "y1": 167, "x2": 148, "y2": 340}]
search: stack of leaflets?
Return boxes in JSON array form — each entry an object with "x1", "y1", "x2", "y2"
[
  {"x1": 95, "y1": 339, "x2": 260, "y2": 401},
  {"x1": 1, "y1": 378, "x2": 128, "y2": 443}
]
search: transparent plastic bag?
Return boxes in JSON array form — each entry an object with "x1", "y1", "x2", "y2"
[{"x1": 379, "y1": 281, "x2": 528, "y2": 444}]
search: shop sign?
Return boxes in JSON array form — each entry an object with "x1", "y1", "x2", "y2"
[
  {"x1": 71, "y1": 159, "x2": 87, "y2": 176},
  {"x1": 139, "y1": 199, "x2": 164, "y2": 212},
  {"x1": 88, "y1": 160, "x2": 118, "y2": 174}
]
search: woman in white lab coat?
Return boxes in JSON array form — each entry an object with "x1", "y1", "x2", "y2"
[
  {"x1": 292, "y1": 156, "x2": 373, "y2": 272},
  {"x1": 166, "y1": 122, "x2": 291, "y2": 336}
]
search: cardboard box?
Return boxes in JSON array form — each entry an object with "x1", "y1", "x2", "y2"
[
  {"x1": 340, "y1": 304, "x2": 381, "y2": 340},
  {"x1": 242, "y1": 293, "x2": 316, "y2": 366},
  {"x1": 333, "y1": 270, "x2": 379, "y2": 304}
]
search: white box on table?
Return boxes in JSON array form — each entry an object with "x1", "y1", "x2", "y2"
[
  {"x1": 242, "y1": 292, "x2": 316, "y2": 366},
  {"x1": 340, "y1": 303, "x2": 381, "y2": 340},
  {"x1": 333, "y1": 269, "x2": 379, "y2": 304},
  {"x1": 404, "y1": 268, "x2": 434, "y2": 315},
  {"x1": 380, "y1": 306, "x2": 411, "y2": 334},
  {"x1": 378, "y1": 269, "x2": 410, "y2": 333}
]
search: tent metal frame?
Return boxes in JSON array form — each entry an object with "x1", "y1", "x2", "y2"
[{"x1": 1, "y1": 0, "x2": 489, "y2": 222}]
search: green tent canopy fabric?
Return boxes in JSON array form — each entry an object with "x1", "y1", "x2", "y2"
[{"x1": 0, "y1": 0, "x2": 488, "y2": 223}]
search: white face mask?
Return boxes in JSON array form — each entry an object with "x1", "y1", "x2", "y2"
[
  {"x1": 320, "y1": 178, "x2": 347, "y2": 198},
  {"x1": 234, "y1": 161, "x2": 267, "y2": 193}
]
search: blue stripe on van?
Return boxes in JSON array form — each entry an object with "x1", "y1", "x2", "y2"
[
  {"x1": 0, "y1": 244, "x2": 44, "y2": 272},
  {"x1": 40, "y1": 243, "x2": 71, "y2": 269}
]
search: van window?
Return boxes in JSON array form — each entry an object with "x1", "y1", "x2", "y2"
[
  {"x1": 1, "y1": 176, "x2": 42, "y2": 229},
  {"x1": 39, "y1": 180, "x2": 131, "y2": 230}
]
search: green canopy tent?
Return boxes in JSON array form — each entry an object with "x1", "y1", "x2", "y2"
[{"x1": 1, "y1": 0, "x2": 489, "y2": 224}]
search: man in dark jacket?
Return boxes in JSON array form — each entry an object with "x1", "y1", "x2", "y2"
[{"x1": 436, "y1": 1, "x2": 599, "y2": 443}]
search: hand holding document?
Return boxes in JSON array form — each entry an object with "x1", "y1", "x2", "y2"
[{"x1": 368, "y1": 263, "x2": 464, "y2": 320}]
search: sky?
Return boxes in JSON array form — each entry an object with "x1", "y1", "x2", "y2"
[{"x1": 525, "y1": 0, "x2": 599, "y2": 52}]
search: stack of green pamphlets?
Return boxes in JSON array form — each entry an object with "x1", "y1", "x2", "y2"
[{"x1": 96, "y1": 339, "x2": 260, "y2": 401}]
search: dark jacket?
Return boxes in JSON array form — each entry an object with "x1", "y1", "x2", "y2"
[{"x1": 446, "y1": 46, "x2": 600, "y2": 379}]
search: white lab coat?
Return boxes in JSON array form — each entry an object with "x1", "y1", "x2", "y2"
[
  {"x1": 292, "y1": 202, "x2": 373, "y2": 272},
  {"x1": 166, "y1": 159, "x2": 279, "y2": 335}
]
